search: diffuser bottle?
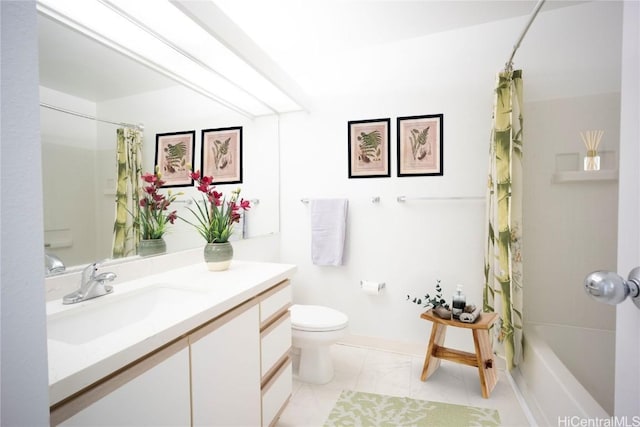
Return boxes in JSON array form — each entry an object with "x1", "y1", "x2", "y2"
[
  {"x1": 584, "y1": 152, "x2": 600, "y2": 171},
  {"x1": 581, "y1": 130, "x2": 603, "y2": 171},
  {"x1": 452, "y1": 285, "x2": 466, "y2": 320}
]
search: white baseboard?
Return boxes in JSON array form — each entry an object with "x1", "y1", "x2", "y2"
[{"x1": 337, "y1": 333, "x2": 427, "y2": 358}]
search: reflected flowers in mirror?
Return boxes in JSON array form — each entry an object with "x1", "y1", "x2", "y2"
[{"x1": 137, "y1": 168, "x2": 181, "y2": 239}]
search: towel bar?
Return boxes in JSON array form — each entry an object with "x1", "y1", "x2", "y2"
[
  {"x1": 301, "y1": 197, "x2": 379, "y2": 204},
  {"x1": 397, "y1": 195, "x2": 484, "y2": 202}
]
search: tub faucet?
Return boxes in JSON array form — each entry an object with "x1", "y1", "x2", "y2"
[
  {"x1": 45, "y1": 252, "x2": 66, "y2": 275},
  {"x1": 62, "y1": 260, "x2": 116, "y2": 304}
]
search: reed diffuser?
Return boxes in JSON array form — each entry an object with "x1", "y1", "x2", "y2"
[{"x1": 580, "y1": 130, "x2": 603, "y2": 171}]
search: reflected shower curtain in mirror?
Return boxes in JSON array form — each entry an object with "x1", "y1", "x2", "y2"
[
  {"x1": 483, "y1": 70, "x2": 523, "y2": 370},
  {"x1": 112, "y1": 128, "x2": 142, "y2": 258}
]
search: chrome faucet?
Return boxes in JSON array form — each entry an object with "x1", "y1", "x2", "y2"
[
  {"x1": 45, "y1": 252, "x2": 66, "y2": 275},
  {"x1": 62, "y1": 261, "x2": 116, "y2": 304}
]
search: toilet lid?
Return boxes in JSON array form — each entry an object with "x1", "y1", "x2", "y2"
[{"x1": 289, "y1": 304, "x2": 349, "y2": 332}]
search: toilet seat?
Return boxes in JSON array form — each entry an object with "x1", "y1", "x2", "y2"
[{"x1": 290, "y1": 304, "x2": 348, "y2": 332}]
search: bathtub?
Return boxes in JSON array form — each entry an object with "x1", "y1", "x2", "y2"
[{"x1": 512, "y1": 323, "x2": 612, "y2": 425}]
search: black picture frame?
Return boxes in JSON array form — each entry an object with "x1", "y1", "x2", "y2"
[
  {"x1": 154, "y1": 130, "x2": 196, "y2": 187},
  {"x1": 201, "y1": 126, "x2": 243, "y2": 184},
  {"x1": 397, "y1": 114, "x2": 444, "y2": 177},
  {"x1": 347, "y1": 118, "x2": 391, "y2": 178}
]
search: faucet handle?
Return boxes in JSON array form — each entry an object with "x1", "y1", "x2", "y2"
[
  {"x1": 82, "y1": 259, "x2": 110, "y2": 281},
  {"x1": 92, "y1": 258, "x2": 111, "y2": 268}
]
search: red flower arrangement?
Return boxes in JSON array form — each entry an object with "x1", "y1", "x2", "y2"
[
  {"x1": 181, "y1": 170, "x2": 251, "y2": 243},
  {"x1": 137, "y1": 169, "x2": 179, "y2": 239}
]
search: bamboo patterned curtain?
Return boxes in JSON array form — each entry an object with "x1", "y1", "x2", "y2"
[
  {"x1": 112, "y1": 127, "x2": 142, "y2": 258},
  {"x1": 483, "y1": 70, "x2": 524, "y2": 370}
]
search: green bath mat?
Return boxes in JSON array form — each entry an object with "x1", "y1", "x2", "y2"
[{"x1": 324, "y1": 390, "x2": 501, "y2": 427}]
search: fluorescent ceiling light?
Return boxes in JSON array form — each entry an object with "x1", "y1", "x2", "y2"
[{"x1": 37, "y1": 0, "x2": 304, "y2": 117}]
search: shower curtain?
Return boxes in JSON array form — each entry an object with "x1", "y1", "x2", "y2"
[
  {"x1": 483, "y1": 69, "x2": 523, "y2": 370},
  {"x1": 112, "y1": 127, "x2": 143, "y2": 258}
]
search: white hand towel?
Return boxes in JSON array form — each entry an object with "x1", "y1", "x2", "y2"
[{"x1": 310, "y1": 198, "x2": 348, "y2": 266}]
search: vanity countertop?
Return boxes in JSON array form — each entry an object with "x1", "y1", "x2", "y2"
[{"x1": 46, "y1": 260, "x2": 296, "y2": 406}]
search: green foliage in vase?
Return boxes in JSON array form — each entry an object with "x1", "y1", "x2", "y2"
[
  {"x1": 181, "y1": 170, "x2": 251, "y2": 243},
  {"x1": 406, "y1": 279, "x2": 450, "y2": 309},
  {"x1": 134, "y1": 168, "x2": 180, "y2": 240}
]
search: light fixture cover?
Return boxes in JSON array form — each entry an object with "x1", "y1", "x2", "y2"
[{"x1": 37, "y1": 0, "x2": 303, "y2": 117}]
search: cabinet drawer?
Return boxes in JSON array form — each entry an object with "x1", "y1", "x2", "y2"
[
  {"x1": 261, "y1": 313, "x2": 291, "y2": 378},
  {"x1": 262, "y1": 358, "x2": 292, "y2": 427},
  {"x1": 260, "y1": 280, "x2": 291, "y2": 327},
  {"x1": 52, "y1": 338, "x2": 190, "y2": 427}
]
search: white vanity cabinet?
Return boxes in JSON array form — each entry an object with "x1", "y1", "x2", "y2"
[
  {"x1": 258, "y1": 280, "x2": 293, "y2": 427},
  {"x1": 189, "y1": 279, "x2": 293, "y2": 427},
  {"x1": 49, "y1": 273, "x2": 294, "y2": 427},
  {"x1": 190, "y1": 299, "x2": 262, "y2": 426},
  {"x1": 54, "y1": 339, "x2": 191, "y2": 426}
]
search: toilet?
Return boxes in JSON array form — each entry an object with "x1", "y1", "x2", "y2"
[{"x1": 289, "y1": 304, "x2": 349, "y2": 384}]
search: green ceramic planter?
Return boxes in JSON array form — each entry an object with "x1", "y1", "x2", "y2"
[
  {"x1": 137, "y1": 238, "x2": 166, "y2": 257},
  {"x1": 203, "y1": 242, "x2": 233, "y2": 271}
]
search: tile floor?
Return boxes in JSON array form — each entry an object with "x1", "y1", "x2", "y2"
[{"x1": 276, "y1": 344, "x2": 532, "y2": 427}]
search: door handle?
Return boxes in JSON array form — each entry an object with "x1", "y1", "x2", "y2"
[{"x1": 584, "y1": 267, "x2": 640, "y2": 309}]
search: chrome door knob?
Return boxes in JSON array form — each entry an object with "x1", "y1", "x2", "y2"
[{"x1": 584, "y1": 267, "x2": 640, "y2": 309}]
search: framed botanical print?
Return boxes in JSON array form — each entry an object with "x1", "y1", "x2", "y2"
[
  {"x1": 201, "y1": 126, "x2": 242, "y2": 184},
  {"x1": 348, "y1": 118, "x2": 391, "y2": 178},
  {"x1": 154, "y1": 130, "x2": 195, "y2": 187},
  {"x1": 397, "y1": 114, "x2": 443, "y2": 177}
]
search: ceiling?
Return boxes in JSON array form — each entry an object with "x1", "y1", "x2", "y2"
[
  {"x1": 37, "y1": 0, "x2": 585, "y2": 105},
  {"x1": 216, "y1": 0, "x2": 577, "y2": 54}
]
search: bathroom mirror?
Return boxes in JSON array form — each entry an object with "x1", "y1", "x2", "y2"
[{"x1": 38, "y1": 13, "x2": 280, "y2": 271}]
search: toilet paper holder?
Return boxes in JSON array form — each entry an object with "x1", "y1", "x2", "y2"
[{"x1": 360, "y1": 280, "x2": 386, "y2": 292}]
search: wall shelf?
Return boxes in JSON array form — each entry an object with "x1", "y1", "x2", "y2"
[{"x1": 552, "y1": 170, "x2": 618, "y2": 183}]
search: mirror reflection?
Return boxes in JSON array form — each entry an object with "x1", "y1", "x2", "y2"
[{"x1": 39, "y1": 13, "x2": 280, "y2": 272}]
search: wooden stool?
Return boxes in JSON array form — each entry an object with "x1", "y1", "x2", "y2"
[{"x1": 420, "y1": 309, "x2": 499, "y2": 398}]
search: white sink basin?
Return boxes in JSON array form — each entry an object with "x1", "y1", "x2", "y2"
[{"x1": 47, "y1": 285, "x2": 206, "y2": 345}]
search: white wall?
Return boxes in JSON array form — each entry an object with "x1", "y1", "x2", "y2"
[
  {"x1": 0, "y1": 1, "x2": 50, "y2": 425},
  {"x1": 279, "y1": 1, "x2": 623, "y2": 356},
  {"x1": 40, "y1": 87, "x2": 100, "y2": 266}
]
